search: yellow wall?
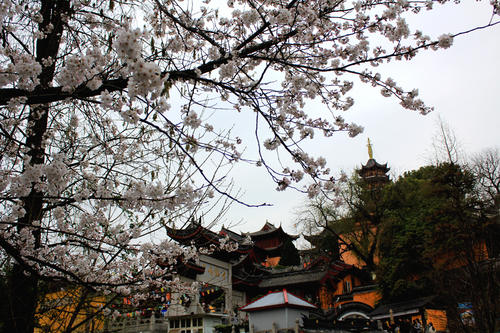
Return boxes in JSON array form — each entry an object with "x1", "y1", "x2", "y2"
[
  {"x1": 333, "y1": 274, "x2": 380, "y2": 309},
  {"x1": 426, "y1": 309, "x2": 447, "y2": 332},
  {"x1": 262, "y1": 256, "x2": 281, "y2": 267},
  {"x1": 339, "y1": 224, "x2": 380, "y2": 268},
  {"x1": 36, "y1": 288, "x2": 105, "y2": 333},
  {"x1": 352, "y1": 290, "x2": 380, "y2": 309},
  {"x1": 433, "y1": 242, "x2": 489, "y2": 271}
]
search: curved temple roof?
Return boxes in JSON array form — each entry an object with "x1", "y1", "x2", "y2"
[
  {"x1": 240, "y1": 289, "x2": 317, "y2": 312},
  {"x1": 245, "y1": 222, "x2": 299, "y2": 240}
]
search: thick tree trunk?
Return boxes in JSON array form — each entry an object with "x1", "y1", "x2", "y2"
[
  {"x1": 6, "y1": 266, "x2": 39, "y2": 333},
  {"x1": 5, "y1": 103, "x2": 49, "y2": 332},
  {"x1": 5, "y1": 1, "x2": 69, "y2": 332}
]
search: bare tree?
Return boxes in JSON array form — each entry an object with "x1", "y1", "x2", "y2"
[
  {"x1": 471, "y1": 147, "x2": 500, "y2": 206},
  {"x1": 430, "y1": 116, "x2": 465, "y2": 165},
  {"x1": 297, "y1": 173, "x2": 385, "y2": 273}
]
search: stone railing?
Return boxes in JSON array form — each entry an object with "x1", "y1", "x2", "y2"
[{"x1": 107, "y1": 314, "x2": 169, "y2": 333}]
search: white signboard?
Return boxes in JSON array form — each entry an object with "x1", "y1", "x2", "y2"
[{"x1": 197, "y1": 255, "x2": 231, "y2": 287}]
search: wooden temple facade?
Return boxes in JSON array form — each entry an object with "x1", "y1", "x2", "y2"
[{"x1": 162, "y1": 219, "x2": 381, "y2": 328}]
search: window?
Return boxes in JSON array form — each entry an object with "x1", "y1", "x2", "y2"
[
  {"x1": 343, "y1": 280, "x2": 352, "y2": 293},
  {"x1": 176, "y1": 317, "x2": 202, "y2": 330}
]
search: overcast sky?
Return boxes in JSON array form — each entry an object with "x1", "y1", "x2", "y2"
[{"x1": 205, "y1": 1, "x2": 500, "y2": 237}]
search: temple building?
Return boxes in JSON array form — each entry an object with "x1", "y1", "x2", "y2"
[
  {"x1": 165, "y1": 221, "x2": 301, "y2": 307},
  {"x1": 37, "y1": 140, "x2": 497, "y2": 333},
  {"x1": 163, "y1": 218, "x2": 380, "y2": 324}
]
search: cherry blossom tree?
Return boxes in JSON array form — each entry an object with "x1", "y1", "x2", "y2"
[{"x1": 0, "y1": 0, "x2": 499, "y2": 332}]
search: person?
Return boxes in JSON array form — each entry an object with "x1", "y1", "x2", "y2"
[
  {"x1": 426, "y1": 322, "x2": 436, "y2": 333},
  {"x1": 413, "y1": 319, "x2": 422, "y2": 333},
  {"x1": 401, "y1": 318, "x2": 411, "y2": 333},
  {"x1": 383, "y1": 320, "x2": 390, "y2": 332}
]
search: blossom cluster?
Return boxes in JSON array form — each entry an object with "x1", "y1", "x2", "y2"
[{"x1": 0, "y1": 52, "x2": 42, "y2": 90}]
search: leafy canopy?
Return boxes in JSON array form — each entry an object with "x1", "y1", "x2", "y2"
[{"x1": 377, "y1": 163, "x2": 488, "y2": 302}]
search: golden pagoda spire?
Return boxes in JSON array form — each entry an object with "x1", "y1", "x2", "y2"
[{"x1": 367, "y1": 138, "x2": 373, "y2": 159}]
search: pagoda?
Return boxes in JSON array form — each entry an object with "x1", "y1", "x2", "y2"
[{"x1": 357, "y1": 138, "x2": 390, "y2": 187}]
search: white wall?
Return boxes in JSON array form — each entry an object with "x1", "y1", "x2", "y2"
[{"x1": 249, "y1": 308, "x2": 307, "y2": 332}]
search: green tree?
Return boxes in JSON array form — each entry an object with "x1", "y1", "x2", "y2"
[
  {"x1": 278, "y1": 238, "x2": 301, "y2": 267},
  {"x1": 376, "y1": 163, "x2": 499, "y2": 333},
  {"x1": 376, "y1": 164, "x2": 453, "y2": 301}
]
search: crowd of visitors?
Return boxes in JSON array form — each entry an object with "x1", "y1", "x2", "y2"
[{"x1": 382, "y1": 318, "x2": 436, "y2": 333}]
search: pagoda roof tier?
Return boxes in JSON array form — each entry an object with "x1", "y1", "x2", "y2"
[
  {"x1": 166, "y1": 222, "x2": 208, "y2": 244},
  {"x1": 232, "y1": 276, "x2": 261, "y2": 290},
  {"x1": 303, "y1": 233, "x2": 321, "y2": 244},
  {"x1": 258, "y1": 270, "x2": 330, "y2": 288},
  {"x1": 211, "y1": 248, "x2": 252, "y2": 262},
  {"x1": 174, "y1": 261, "x2": 205, "y2": 280},
  {"x1": 232, "y1": 253, "x2": 272, "y2": 276},
  {"x1": 360, "y1": 158, "x2": 389, "y2": 172},
  {"x1": 168, "y1": 221, "x2": 294, "y2": 262},
  {"x1": 253, "y1": 243, "x2": 282, "y2": 257},
  {"x1": 303, "y1": 228, "x2": 331, "y2": 246},
  {"x1": 358, "y1": 158, "x2": 390, "y2": 185},
  {"x1": 232, "y1": 261, "x2": 271, "y2": 291},
  {"x1": 358, "y1": 159, "x2": 390, "y2": 179},
  {"x1": 232, "y1": 252, "x2": 257, "y2": 269},
  {"x1": 369, "y1": 296, "x2": 439, "y2": 320},
  {"x1": 232, "y1": 269, "x2": 268, "y2": 286}
]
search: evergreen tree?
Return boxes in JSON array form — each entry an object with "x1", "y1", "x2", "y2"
[{"x1": 376, "y1": 163, "x2": 499, "y2": 333}]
